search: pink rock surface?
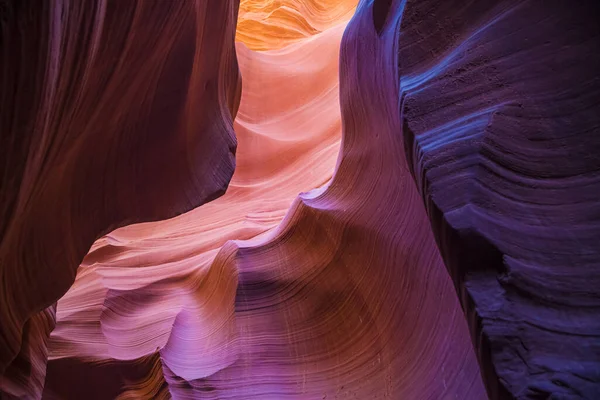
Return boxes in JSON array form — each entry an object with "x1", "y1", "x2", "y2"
[
  {"x1": 44, "y1": 6, "x2": 359, "y2": 398},
  {"x1": 43, "y1": 0, "x2": 486, "y2": 398},
  {"x1": 3, "y1": 0, "x2": 598, "y2": 398}
]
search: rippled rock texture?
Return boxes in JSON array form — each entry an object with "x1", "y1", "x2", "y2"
[
  {"x1": 393, "y1": 0, "x2": 600, "y2": 398},
  {"x1": 0, "y1": 0, "x2": 240, "y2": 397},
  {"x1": 2, "y1": 0, "x2": 600, "y2": 399},
  {"x1": 42, "y1": 2, "x2": 361, "y2": 398}
]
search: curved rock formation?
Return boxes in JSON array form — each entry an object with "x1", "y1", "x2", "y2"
[
  {"x1": 3, "y1": 0, "x2": 599, "y2": 398},
  {"x1": 0, "y1": 0, "x2": 240, "y2": 397},
  {"x1": 43, "y1": 2, "x2": 357, "y2": 399},
  {"x1": 236, "y1": 0, "x2": 357, "y2": 50},
  {"x1": 47, "y1": 0, "x2": 487, "y2": 398},
  {"x1": 393, "y1": 0, "x2": 600, "y2": 398}
]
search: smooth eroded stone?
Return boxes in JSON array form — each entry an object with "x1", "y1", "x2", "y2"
[{"x1": 0, "y1": 0, "x2": 240, "y2": 397}]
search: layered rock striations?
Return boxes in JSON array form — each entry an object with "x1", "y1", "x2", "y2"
[
  {"x1": 43, "y1": 0, "x2": 489, "y2": 397},
  {"x1": 236, "y1": 0, "x2": 357, "y2": 50},
  {"x1": 0, "y1": 0, "x2": 241, "y2": 397},
  {"x1": 2, "y1": 0, "x2": 599, "y2": 399},
  {"x1": 43, "y1": 1, "x2": 362, "y2": 399},
  {"x1": 392, "y1": 0, "x2": 600, "y2": 398},
  {"x1": 46, "y1": 0, "x2": 486, "y2": 397}
]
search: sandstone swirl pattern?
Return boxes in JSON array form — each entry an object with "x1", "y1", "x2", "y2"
[
  {"x1": 0, "y1": 0, "x2": 240, "y2": 397},
  {"x1": 42, "y1": 0, "x2": 390, "y2": 398},
  {"x1": 43, "y1": 0, "x2": 486, "y2": 398},
  {"x1": 236, "y1": 0, "x2": 357, "y2": 50},
  {"x1": 46, "y1": 0, "x2": 487, "y2": 398},
  {"x1": 2, "y1": 0, "x2": 599, "y2": 399}
]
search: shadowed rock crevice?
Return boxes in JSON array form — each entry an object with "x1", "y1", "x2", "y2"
[{"x1": 372, "y1": 0, "x2": 393, "y2": 34}]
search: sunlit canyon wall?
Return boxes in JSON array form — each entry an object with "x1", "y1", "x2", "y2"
[{"x1": 1, "y1": 0, "x2": 599, "y2": 399}]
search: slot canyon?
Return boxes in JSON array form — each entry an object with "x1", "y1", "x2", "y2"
[{"x1": 0, "y1": 0, "x2": 599, "y2": 399}]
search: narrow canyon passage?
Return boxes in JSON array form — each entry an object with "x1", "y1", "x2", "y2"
[
  {"x1": 43, "y1": 1, "x2": 382, "y2": 398},
  {"x1": 2, "y1": 0, "x2": 598, "y2": 399},
  {"x1": 44, "y1": 0, "x2": 485, "y2": 398}
]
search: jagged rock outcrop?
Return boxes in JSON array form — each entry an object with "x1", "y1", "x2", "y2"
[{"x1": 0, "y1": 0, "x2": 241, "y2": 397}]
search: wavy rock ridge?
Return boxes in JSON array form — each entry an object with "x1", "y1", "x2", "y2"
[
  {"x1": 44, "y1": 0, "x2": 364, "y2": 399},
  {"x1": 236, "y1": 0, "x2": 356, "y2": 50},
  {"x1": 0, "y1": 0, "x2": 240, "y2": 397},
  {"x1": 46, "y1": 0, "x2": 487, "y2": 398},
  {"x1": 1, "y1": 0, "x2": 599, "y2": 399},
  {"x1": 392, "y1": 0, "x2": 600, "y2": 398}
]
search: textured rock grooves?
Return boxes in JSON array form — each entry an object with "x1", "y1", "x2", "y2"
[
  {"x1": 395, "y1": 0, "x2": 600, "y2": 398},
  {"x1": 0, "y1": 0, "x2": 240, "y2": 397},
  {"x1": 1, "y1": 0, "x2": 599, "y2": 399},
  {"x1": 42, "y1": 0, "x2": 486, "y2": 397}
]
